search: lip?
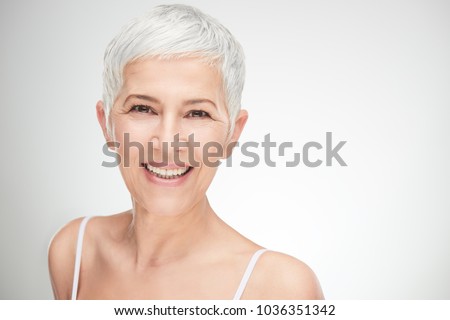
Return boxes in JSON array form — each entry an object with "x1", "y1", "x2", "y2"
[
  {"x1": 146, "y1": 161, "x2": 191, "y2": 170},
  {"x1": 143, "y1": 165, "x2": 193, "y2": 187}
]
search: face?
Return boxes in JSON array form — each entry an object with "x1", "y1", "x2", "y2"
[{"x1": 97, "y1": 57, "x2": 247, "y2": 216}]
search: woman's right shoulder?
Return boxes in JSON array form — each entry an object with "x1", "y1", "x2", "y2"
[
  {"x1": 47, "y1": 216, "x2": 88, "y2": 299},
  {"x1": 48, "y1": 213, "x2": 131, "y2": 299}
]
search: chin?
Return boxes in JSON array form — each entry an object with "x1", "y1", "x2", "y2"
[{"x1": 135, "y1": 192, "x2": 203, "y2": 217}]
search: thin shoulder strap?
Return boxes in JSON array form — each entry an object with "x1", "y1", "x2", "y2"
[
  {"x1": 233, "y1": 248, "x2": 268, "y2": 300},
  {"x1": 71, "y1": 216, "x2": 92, "y2": 300}
]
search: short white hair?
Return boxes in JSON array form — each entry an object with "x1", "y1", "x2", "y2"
[{"x1": 102, "y1": 4, "x2": 245, "y2": 136}]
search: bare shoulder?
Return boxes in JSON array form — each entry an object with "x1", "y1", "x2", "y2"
[
  {"x1": 47, "y1": 217, "x2": 86, "y2": 300},
  {"x1": 48, "y1": 213, "x2": 130, "y2": 299},
  {"x1": 244, "y1": 250, "x2": 324, "y2": 300}
]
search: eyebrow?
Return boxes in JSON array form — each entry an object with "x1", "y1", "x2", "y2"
[
  {"x1": 124, "y1": 94, "x2": 217, "y2": 109},
  {"x1": 184, "y1": 98, "x2": 217, "y2": 109},
  {"x1": 124, "y1": 94, "x2": 160, "y2": 105}
]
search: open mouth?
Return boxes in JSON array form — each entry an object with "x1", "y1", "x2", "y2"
[{"x1": 142, "y1": 163, "x2": 193, "y2": 179}]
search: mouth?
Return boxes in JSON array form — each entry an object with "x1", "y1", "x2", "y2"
[{"x1": 142, "y1": 163, "x2": 193, "y2": 180}]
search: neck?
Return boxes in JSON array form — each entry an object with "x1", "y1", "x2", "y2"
[{"x1": 127, "y1": 196, "x2": 213, "y2": 268}]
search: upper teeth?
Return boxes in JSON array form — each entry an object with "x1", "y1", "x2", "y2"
[{"x1": 145, "y1": 164, "x2": 189, "y2": 177}]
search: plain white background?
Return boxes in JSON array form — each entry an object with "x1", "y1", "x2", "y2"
[{"x1": 0, "y1": 0, "x2": 449, "y2": 299}]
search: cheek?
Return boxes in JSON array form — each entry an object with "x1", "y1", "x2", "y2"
[
  {"x1": 112, "y1": 119, "x2": 153, "y2": 166},
  {"x1": 112, "y1": 115, "x2": 229, "y2": 165},
  {"x1": 191, "y1": 128, "x2": 228, "y2": 165}
]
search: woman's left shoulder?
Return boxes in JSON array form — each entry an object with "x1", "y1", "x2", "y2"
[{"x1": 247, "y1": 250, "x2": 324, "y2": 299}]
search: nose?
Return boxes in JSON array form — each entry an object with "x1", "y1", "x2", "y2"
[{"x1": 149, "y1": 115, "x2": 188, "y2": 162}]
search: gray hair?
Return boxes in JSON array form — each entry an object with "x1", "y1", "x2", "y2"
[{"x1": 102, "y1": 4, "x2": 246, "y2": 136}]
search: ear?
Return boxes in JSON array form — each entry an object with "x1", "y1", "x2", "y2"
[
  {"x1": 96, "y1": 100, "x2": 113, "y2": 145},
  {"x1": 225, "y1": 109, "x2": 248, "y2": 158}
]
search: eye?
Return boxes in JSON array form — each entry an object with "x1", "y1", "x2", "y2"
[
  {"x1": 130, "y1": 104, "x2": 154, "y2": 113},
  {"x1": 186, "y1": 110, "x2": 210, "y2": 118}
]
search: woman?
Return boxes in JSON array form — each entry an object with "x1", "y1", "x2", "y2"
[{"x1": 48, "y1": 4, "x2": 323, "y2": 300}]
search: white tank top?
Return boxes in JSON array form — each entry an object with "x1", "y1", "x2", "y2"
[{"x1": 71, "y1": 216, "x2": 268, "y2": 300}]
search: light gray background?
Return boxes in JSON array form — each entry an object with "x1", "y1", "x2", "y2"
[{"x1": 1, "y1": 0, "x2": 449, "y2": 299}]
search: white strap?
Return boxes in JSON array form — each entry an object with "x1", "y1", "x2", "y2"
[
  {"x1": 71, "y1": 216, "x2": 92, "y2": 300},
  {"x1": 233, "y1": 248, "x2": 268, "y2": 300}
]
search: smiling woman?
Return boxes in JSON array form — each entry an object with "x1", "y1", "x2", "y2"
[{"x1": 47, "y1": 4, "x2": 323, "y2": 300}]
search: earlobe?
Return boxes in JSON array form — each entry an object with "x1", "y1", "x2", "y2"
[
  {"x1": 233, "y1": 109, "x2": 248, "y2": 140},
  {"x1": 225, "y1": 109, "x2": 248, "y2": 158},
  {"x1": 96, "y1": 100, "x2": 112, "y2": 144}
]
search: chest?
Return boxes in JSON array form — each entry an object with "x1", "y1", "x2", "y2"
[{"x1": 77, "y1": 257, "x2": 245, "y2": 299}]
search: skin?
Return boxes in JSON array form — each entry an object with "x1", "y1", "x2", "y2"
[{"x1": 48, "y1": 57, "x2": 324, "y2": 300}]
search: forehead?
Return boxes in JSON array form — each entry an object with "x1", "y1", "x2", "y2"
[{"x1": 120, "y1": 57, "x2": 224, "y2": 103}]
